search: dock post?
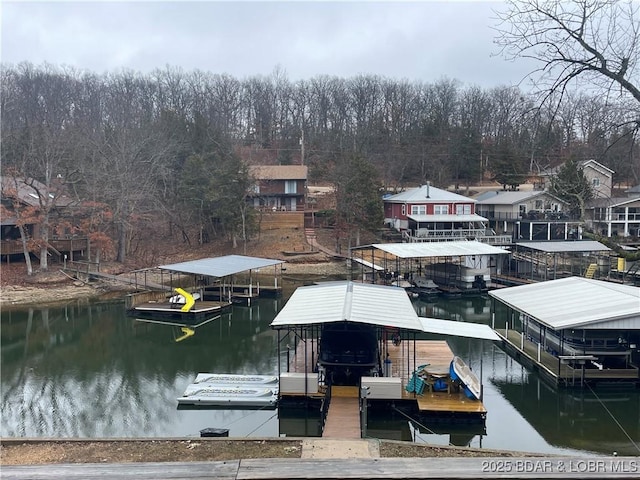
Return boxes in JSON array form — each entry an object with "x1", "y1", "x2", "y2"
[{"x1": 360, "y1": 386, "x2": 369, "y2": 438}]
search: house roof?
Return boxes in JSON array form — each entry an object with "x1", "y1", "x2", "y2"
[
  {"x1": 159, "y1": 255, "x2": 284, "y2": 277},
  {"x1": 588, "y1": 197, "x2": 640, "y2": 208},
  {"x1": 249, "y1": 165, "x2": 308, "y2": 181},
  {"x1": 541, "y1": 159, "x2": 614, "y2": 177},
  {"x1": 384, "y1": 185, "x2": 476, "y2": 204},
  {"x1": 475, "y1": 190, "x2": 567, "y2": 206},
  {"x1": 489, "y1": 277, "x2": 640, "y2": 330},
  {"x1": 0, "y1": 176, "x2": 74, "y2": 208},
  {"x1": 579, "y1": 159, "x2": 615, "y2": 175},
  {"x1": 626, "y1": 185, "x2": 640, "y2": 194}
]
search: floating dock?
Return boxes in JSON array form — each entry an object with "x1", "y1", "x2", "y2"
[{"x1": 177, "y1": 373, "x2": 279, "y2": 408}]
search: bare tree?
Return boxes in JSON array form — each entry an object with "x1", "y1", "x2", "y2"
[{"x1": 495, "y1": 1, "x2": 640, "y2": 108}]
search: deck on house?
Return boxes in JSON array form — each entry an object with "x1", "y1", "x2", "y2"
[{"x1": 285, "y1": 339, "x2": 486, "y2": 416}]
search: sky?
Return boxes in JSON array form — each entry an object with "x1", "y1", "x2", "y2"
[{"x1": 1, "y1": 1, "x2": 537, "y2": 88}]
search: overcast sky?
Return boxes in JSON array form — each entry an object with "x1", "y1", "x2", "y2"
[{"x1": 1, "y1": 1, "x2": 537, "y2": 88}]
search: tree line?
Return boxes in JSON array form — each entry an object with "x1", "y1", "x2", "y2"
[{"x1": 1, "y1": 62, "x2": 638, "y2": 267}]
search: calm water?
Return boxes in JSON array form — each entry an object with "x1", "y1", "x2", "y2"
[{"x1": 2, "y1": 286, "x2": 639, "y2": 456}]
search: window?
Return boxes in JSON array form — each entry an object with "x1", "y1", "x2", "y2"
[
  {"x1": 411, "y1": 205, "x2": 426, "y2": 215},
  {"x1": 285, "y1": 181, "x2": 297, "y2": 194},
  {"x1": 535, "y1": 200, "x2": 543, "y2": 209},
  {"x1": 434, "y1": 205, "x2": 449, "y2": 215},
  {"x1": 401, "y1": 204, "x2": 406, "y2": 215},
  {"x1": 592, "y1": 178, "x2": 600, "y2": 187},
  {"x1": 455, "y1": 204, "x2": 471, "y2": 215}
]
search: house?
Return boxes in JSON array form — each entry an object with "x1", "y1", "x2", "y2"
[
  {"x1": 587, "y1": 196, "x2": 640, "y2": 238},
  {"x1": 248, "y1": 165, "x2": 308, "y2": 213},
  {"x1": 475, "y1": 190, "x2": 581, "y2": 241},
  {"x1": 382, "y1": 184, "x2": 502, "y2": 243},
  {"x1": 1, "y1": 175, "x2": 88, "y2": 261},
  {"x1": 537, "y1": 159, "x2": 613, "y2": 199}
]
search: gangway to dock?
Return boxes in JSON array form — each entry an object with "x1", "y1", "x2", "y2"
[{"x1": 322, "y1": 386, "x2": 361, "y2": 439}]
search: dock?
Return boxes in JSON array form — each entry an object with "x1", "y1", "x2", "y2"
[
  {"x1": 497, "y1": 329, "x2": 639, "y2": 387},
  {"x1": 129, "y1": 299, "x2": 231, "y2": 324},
  {"x1": 282, "y1": 339, "x2": 486, "y2": 421}
]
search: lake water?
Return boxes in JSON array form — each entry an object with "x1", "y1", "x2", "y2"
[{"x1": 2, "y1": 284, "x2": 639, "y2": 456}]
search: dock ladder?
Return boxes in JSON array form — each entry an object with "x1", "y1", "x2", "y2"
[{"x1": 584, "y1": 263, "x2": 598, "y2": 279}]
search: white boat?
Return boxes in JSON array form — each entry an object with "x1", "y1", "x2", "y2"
[
  {"x1": 177, "y1": 385, "x2": 278, "y2": 407},
  {"x1": 449, "y1": 356, "x2": 481, "y2": 400},
  {"x1": 192, "y1": 373, "x2": 278, "y2": 386}
]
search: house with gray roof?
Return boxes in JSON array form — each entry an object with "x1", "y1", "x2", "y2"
[{"x1": 475, "y1": 190, "x2": 581, "y2": 241}]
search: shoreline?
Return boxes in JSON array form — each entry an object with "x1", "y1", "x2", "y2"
[{"x1": 0, "y1": 260, "x2": 352, "y2": 309}]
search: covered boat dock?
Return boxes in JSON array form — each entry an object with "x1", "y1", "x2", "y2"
[
  {"x1": 270, "y1": 281, "x2": 500, "y2": 438},
  {"x1": 126, "y1": 255, "x2": 285, "y2": 322},
  {"x1": 501, "y1": 240, "x2": 612, "y2": 284},
  {"x1": 489, "y1": 276, "x2": 640, "y2": 387},
  {"x1": 350, "y1": 241, "x2": 509, "y2": 294}
]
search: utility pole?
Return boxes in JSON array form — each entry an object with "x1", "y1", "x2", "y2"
[{"x1": 299, "y1": 128, "x2": 305, "y2": 165}]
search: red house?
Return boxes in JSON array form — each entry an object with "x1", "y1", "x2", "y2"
[{"x1": 383, "y1": 184, "x2": 488, "y2": 242}]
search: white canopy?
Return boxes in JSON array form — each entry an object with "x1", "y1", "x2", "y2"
[
  {"x1": 271, "y1": 281, "x2": 501, "y2": 342},
  {"x1": 270, "y1": 281, "x2": 424, "y2": 331},
  {"x1": 419, "y1": 317, "x2": 501, "y2": 341},
  {"x1": 159, "y1": 255, "x2": 284, "y2": 278},
  {"x1": 489, "y1": 277, "x2": 640, "y2": 330},
  {"x1": 361, "y1": 241, "x2": 509, "y2": 259}
]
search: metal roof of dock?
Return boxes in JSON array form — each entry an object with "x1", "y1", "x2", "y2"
[
  {"x1": 419, "y1": 317, "x2": 501, "y2": 341},
  {"x1": 489, "y1": 277, "x2": 640, "y2": 330},
  {"x1": 271, "y1": 281, "x2": 502, "y2": 341},
  {"x1": 352, "y1": 241, "x2": 509, "y2": 259},
  {"x1": 514, "y1": 240, "x2": 611, "y2": 253},
  {"x1": 158, "y1": 255, "x2": 284, "y2": 278},
  {"x1": 270, "y1": 281, "x2": 425, "y2": 331}
]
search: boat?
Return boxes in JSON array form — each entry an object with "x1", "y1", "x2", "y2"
[
  {"x1": 449, "y1": 356, "x2": 481, "y2": 400},
  {"x1": 318, "y1": 322, "x2": 379, "y2": 385},
  {"x1": 177, "y1": 385, "x2": 278, "y2": 407},
  {"x1": 410, "y1": 277, "x2": 441, "y2": 298}
]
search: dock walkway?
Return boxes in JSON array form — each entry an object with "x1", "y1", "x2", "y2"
[{"x1": 322, "y1": 391, "x2": 361, "y2": 439}]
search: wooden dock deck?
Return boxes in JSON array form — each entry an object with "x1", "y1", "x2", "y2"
[
  {"x1": 129, "y1": 300, "x2": 231, "y2": 324},
  {"x1": 285, "y1": 339, "x2": 487, "y2": 417}
]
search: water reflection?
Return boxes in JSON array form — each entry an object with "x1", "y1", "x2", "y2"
[
  {"x1": 1, "y1": 299, "x2": 282, "y2": 438},
  {"x1": 1, "y1": 293, "x2": 639, "y2": 456}
]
